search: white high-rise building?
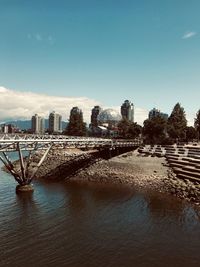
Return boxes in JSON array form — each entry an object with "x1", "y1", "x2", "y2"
[
  {"x1": 49, "y1": 111, "x2": 62, "y2": 133},
  {"x1": 121, "y1": 100, "x2": 134, "y2": 122},
  {"x1": 31, "y1": 114, "x2": 45, "y2": 134}
]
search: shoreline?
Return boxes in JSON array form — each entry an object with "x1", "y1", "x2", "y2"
[
  {"x1": 2, "y1": 148, "x2": 200, "y2": 205},
  {"x1": 69, "y1": 151, "x2": 200, "y2": 206}
]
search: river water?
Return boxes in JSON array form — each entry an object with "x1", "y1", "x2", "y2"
[{"x1": 0, "y1": 161, "x2": 200, "y2": 267}]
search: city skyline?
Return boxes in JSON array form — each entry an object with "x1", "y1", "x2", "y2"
[
  {"x1": 1, "y1": 1, "x2": 200, "y2": 125},
  {"x1": 0, "y1": 85, "x2": 197, "y2": 126}
]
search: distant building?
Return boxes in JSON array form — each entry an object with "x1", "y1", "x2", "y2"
[
  {"x1": 91, "y1": 106, "x2": 102, "y2": 128},
  {"x1": 49, "y1": 111, "x2": 62, "y2": 133},
  {"x1": 121, "y1": 100, "x2": 134, "y2": 122},
  {"x1": 31, "y1": 114, "x2": 45, "y2": 134},
  {"x1": 1, "y1": 124, "x2": 8, "y2": 134},
  {"x1": 98, "y1": 108, "x2": 121, "y2": 128},
  {"x1": 7, "y1": 124, "x2": 18, "y2": 133},
  {"x1": 0, "y1": 124, "x2": 19, "y2": 134},
  {"x1": 148, "y1": 108, "x2": 168, "y2": 120}
]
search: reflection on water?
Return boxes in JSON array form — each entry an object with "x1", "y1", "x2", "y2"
[{"x1": 0, "y1": 164, "x2": 200, "y2": 267}]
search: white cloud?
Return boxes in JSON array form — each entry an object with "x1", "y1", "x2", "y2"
[
  {"x1": 27, "y1": 33, "x2": 55, "y2": 44},
  {"x1": 135, "y1": 107, "x2": 148, "y2": 126},
  {"x1": 35, "y1": 33, "x2": 42, "y2": 41},
  {"x1": 47, "y1": 35, "x2": 55, "y2": 44},
  {"x1": 182, "y1": 31, "x2": 197, "y2": 39},
  {"x1": 0, "y1": 86, "x2": 149, "y2": 126},
  {"x1": 0, "y1": 86, "x2": 100, "y2": 123},
  {"x1": 187, "y1": 112, "x2": 195, "y2": 126}
]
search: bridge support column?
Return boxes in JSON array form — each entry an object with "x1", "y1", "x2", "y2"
[
  {"x1": 0, "y1": 142, "x2": 52, "y2": 193},
  {"x1": 16, "y1": 184, "x2": 34, "y2": 193}
]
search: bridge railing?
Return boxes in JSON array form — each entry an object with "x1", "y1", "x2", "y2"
[{"x1": 0, "y1": 134, "x2": 142, "y2": 152}]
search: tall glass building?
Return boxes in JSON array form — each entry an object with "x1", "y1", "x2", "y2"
[
  {"x1": 91, "y1": 106, "x2": 102, "y2": 128},
  {"x1": 31, "y1": 114, "x2": 45, "y2": 134},
  {"x1": 49, "y1": 111, "x2": 62, "y2": 133},
  {"x1": 148, "y1": 108, "x2": 168, "y2": 120},
  {"x1": 121, "y1": 100, "x2": 134, "y2": 122}
]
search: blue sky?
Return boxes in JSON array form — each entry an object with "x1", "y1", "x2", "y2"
[{"x1": 0, "y1": 0, "x2": 200, "y2": 124}]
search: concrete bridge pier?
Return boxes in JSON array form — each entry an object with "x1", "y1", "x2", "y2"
[
  {"x1": 16, "y1": 184, "x2": 34, "y2": 193},
  {"x1": 0, "y1": 142, "x2": 52, "y2": 193}
]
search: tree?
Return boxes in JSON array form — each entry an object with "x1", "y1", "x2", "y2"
[
  {"x1": 167, "y1": 103, "x2": 187, "y2": 140},
  {"x1": 143, "y1": 116, "x2": 167, "y2": 144},
  {"x1": 127, "y1": 122, "x2": 142, "y2": 139},
  {"x1": 118, "y1": 118, "x2": 141, "y2": 139},
  {"x1": 186, "y1": 126, "x2": 197, "y2": 141},
  {"x1": 118, "y1": 118, "x2": 130, "y2": 138},
  {"x1": 66, "y1": 108, "x2": 87, "y2": 136},
  {"x1": 194, "y1": 109, "x2": 200, "y2": 140}
]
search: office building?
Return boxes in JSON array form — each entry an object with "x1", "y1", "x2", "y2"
[
  {"x1": 31, "y1": 114, "x2": 45, "y2": 134},
  {"x1": 148, "y1": 108, "x2": 168, "y2": 120},
  {"x1": 91, "y1": 106, "x2": 102, "y2": 128},
  {"x1": 49, "y1": 111, "x2": 62, "y2": 133},
  {"x1": 121, "y1": 100, "x2": 134, "y2": 122}
]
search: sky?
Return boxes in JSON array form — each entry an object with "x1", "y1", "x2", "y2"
[{"x1": 0, "y1": 0, "x2": 200, "y2": 125}]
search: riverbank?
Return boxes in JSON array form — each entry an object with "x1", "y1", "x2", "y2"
[
  {"x1": 72, "y1": 151, "x2": 200, "y2": 205},
  {"x1": 70, "y1": 150, "x2": 168, "y2": 190},
  {"x1": 2, "y1": 148, "x2": 200, "y2": 205}
]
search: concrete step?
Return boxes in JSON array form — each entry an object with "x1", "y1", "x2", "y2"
[
  {"x1": 169, "y1": 162, "x2": 186, "y2": 168},
  {"x1": 167, "y1": 158, "x2": 186, "y2": 164},
  {"x1": 165, "y1": 153, "x2": 179, "y2": 158},
  {"x1": 187, "y1": 157, "x2": 200, "y2": 163},
  {"x1": 169, "y1": 161, "x2": 198, "y2": 169},
  {"x1": 166, "y1": 156, "x2": 181, "y2": 161},
  {"x1": 173, "y1": 168, "x2": 200, "y2": 179},
  {"x1": 182, "y1": 165, "x2": 200, "y2": 173},
  {"x1": 176, "y1": 173, "x2": 200, "y2": 183}
]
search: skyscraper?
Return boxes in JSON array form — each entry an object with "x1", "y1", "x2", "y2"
[
  {"x1": 91, "y1": 105, "x2": 102, "y2": 128},
  {"x1": 121, "y1": 100, "x2": 134, "y2": 122},
  {"x1": 148, "y1": 108, "x2": 168, "y2": 120},
  {"x1": 31, "y1": 114, "x2": 45, "y2": 134},
  {"x1": 49, "y1": 111, "x2": 62, "y2": 133}
]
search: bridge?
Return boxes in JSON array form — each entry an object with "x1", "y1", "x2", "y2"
[{"x1": 0, "y1": 134, "x2": 141, "y2": 192}]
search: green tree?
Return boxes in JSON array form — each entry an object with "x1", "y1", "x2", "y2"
[
  {"x1": 167, "y1": 103, "x2": 187, "y2": 140},
  {"x1": 66, "y1": 108, "x2": 87, "y2": 136},
  {"x1": 194, "y1": 109, "x2": 200, "y2": 140},
  {"x1": 186, "y1": 126, "x2": 197, "y2": 141},
  {"x1": 118, "y1": 119, "x2": 142, "y2": 139},
  {"x1": 118, "y1": 118, "x2": 130, "y2": 138},
  {"x1": 143, "y1": 116, "x2": 167, "y2": 144},
  {"x1": 127, "y1": 122, "x2": 142, "y2": 139}
]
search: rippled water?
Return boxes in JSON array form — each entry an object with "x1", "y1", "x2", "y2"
[{"x1": 0, "y1": 161, "x2": 200, "y2": 267}]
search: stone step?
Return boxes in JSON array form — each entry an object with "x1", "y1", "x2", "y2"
[
  {"x1": 176, "y1": 173, "x2": 200, "y2": 183},
  {"x1": 182, "y1": 165, "x2": 200, "y2": 173},
  {"x1": 166, "y1": 154, "x2": 180, "y2": 159},
  {"x1": 170, "y1": 163, "x2": 198, "y2": 170},
  {"x1": 167, "y1": 158, "x2": 187, "y2": 164},
  {"x1": 173, "y1": 168, "x2": 200, "y2": 180},
  {"x1": 169, "y1": 162, "x2": 186, "y2": 169},
  {"x1": 187, "y1": 157, "x2": 200, "y2": 164},
  {"x1": 165, "y1": 153, "x2": 179, "y2": 158}
]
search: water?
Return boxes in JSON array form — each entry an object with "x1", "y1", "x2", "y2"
[{"x1": 0, "y1": 161, "x2": 200, "y2": 267}]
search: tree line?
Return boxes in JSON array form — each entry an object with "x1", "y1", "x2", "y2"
[
  {"x1": 64, "y1": 103, "x2": 200, "y2": 144},
  {"x1": 143, "y1": 103, "x2": 200, "y2": 144}
]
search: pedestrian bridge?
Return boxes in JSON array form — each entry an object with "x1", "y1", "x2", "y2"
[
  {"x1": 0, "y1": 134, "x2": 141, "y2": 151},
  {"x1": 0, "y1": 134, "x2": 141, "y2": 191}
]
